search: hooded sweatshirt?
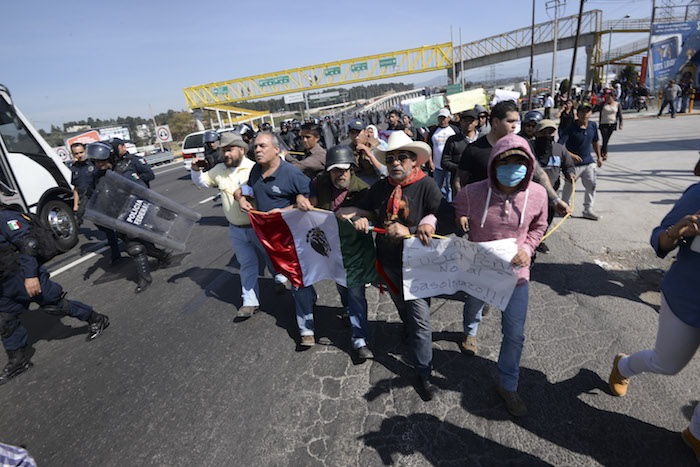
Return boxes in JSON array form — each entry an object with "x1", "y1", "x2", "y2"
[{"x1": 452, "y1": 133, "x2": 548, "y2": 284}]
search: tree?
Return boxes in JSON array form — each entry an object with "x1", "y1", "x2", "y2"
[
  {"x1": 559, "y1": 79, "x2": 570, "y2": 94},
  {"x1": 617, "y1": 65, "x2": 639, "y2": 84},
  {"x1": 168, "y1": 111, "x2": 197, "y2": 141}
]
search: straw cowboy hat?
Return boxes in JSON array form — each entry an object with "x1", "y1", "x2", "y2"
[{"x1": 372, "y1": 131, "x2": 432, "y2": 167}]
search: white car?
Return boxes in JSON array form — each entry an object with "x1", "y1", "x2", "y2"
[{"x1": 182, "y1": 128, "x2": 237, "y2": 171}]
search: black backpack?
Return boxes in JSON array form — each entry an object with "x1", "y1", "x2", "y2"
[{"x1": 20, "y1": 212, "x2": 60, "y2": 263}]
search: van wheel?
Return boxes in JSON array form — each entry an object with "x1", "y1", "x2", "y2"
[{"x1": 40, "y1": 200, "x2": 78, "y2": 252}]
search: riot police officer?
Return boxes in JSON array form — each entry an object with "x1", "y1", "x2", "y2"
[
  {"x1": 87, "y1": 142, "x2": 171, "y2": 293},
  {"x1": 234, "y1": 123, "x2": 256, "y2": 160},
  {"x1": 0, "y1": 206, "x2": 109, "y2": 385},
  {"x1": 70, "y1": 142, "x2": 122, "y2": 263},
  {"x1": 110, "y1": 138, "x2": 155, "y2": 188},
  {"x1": 202, "y1": 130, "x2": 222, "y2": 171}
]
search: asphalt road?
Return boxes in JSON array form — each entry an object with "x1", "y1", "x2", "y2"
[{"x1": 1, "y1": 116, "x2": 699, "y2": 466}]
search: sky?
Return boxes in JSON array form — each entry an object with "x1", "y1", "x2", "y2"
[{"x1": 2, "y1": 0, "x2": 653, "y2": 131}]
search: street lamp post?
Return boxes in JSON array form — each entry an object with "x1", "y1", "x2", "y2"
[{"x1": 605, "y1": 15, "x2": 631, "y2": 87}]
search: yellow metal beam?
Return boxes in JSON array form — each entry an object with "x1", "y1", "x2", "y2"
[{"x1": 183, "y1": 43, "x2": 453, "y2": 108}]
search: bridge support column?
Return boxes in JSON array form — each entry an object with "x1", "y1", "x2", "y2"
[
  {"x1": 585, "y1": 45, "x2": 595, "y2": 90},
  {"x1": 192, "y1": 108, "x2": 205, "y2": 131}
]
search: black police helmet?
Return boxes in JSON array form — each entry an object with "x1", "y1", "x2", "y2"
[
  {"x1": 260, "y1": 122, "x2": 272, "y2": 131},
  {"x1": 203, "y1": 130, "x2": 219, "y2": 143},
  {"x1": 86, "y1": 142, "x2": 114, "y2": 161},
  {"x1": 325, "y1": 145, "x2": 357, "y2": 171}
]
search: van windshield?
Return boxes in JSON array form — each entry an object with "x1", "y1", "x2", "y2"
[
  {"x1": 183, "y1": 134, "x2": 204, "y2": 150},
  {"x1": 0, "y1": 97, "x2": 47, "y2": 156}
]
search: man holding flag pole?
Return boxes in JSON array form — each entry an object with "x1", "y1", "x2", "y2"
[{"x1": 336, "y1": 131, "x2": 443, "y2": 401}]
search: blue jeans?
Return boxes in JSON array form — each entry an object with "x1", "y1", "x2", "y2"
[
  {"x1": 292, "y1": 285, "x2": 317, "y2": 336},
  {"x1": 228, "y1": 224, "x2": 265, "y2": 307},
  {"x1": 463, "y1": 283, "x2": 529, "y2": 391},
  {"x1": 433, "y1": 168, "x2": 452, "y2": 202},
  {"x1": 384, "y1": 266, "x2": 433, "y2": 378},
  {"x1": 336, "y1": 284, "x2": 369, "y2": 349}
]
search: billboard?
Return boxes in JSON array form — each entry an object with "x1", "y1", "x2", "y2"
[{"x1": 649, "y1": 21, "x2": 700, "y2": 91}]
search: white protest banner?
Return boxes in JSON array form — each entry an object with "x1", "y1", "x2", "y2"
[
  {"x1": 446, "y1": 88, "x2": 488, "y2": 114},
  {"x1": 402, "y1": 237, "x2": 519, "y2": 309},
  {"x1": 493, "y1": 89, "x2": 521, "y2": 105}
]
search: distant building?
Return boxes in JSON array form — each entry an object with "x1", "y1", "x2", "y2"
[
  {"x1": 65, "y1": 124, "x2": 90, "y2": 133},
  {"x1": 136, "y1": 124, "x2": 151, "y2": 139}
]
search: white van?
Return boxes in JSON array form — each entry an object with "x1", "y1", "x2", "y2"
[
  {"x1": 181, "y1": 127, "x2": 238, "y2": 171},
  {"x1": 0, "y1": 84, "x2": 78, "y2": 251}
]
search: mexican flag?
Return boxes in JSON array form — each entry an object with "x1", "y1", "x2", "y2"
[{"x1": 249, "y1": 209, "x2": 377, "y2": 289}]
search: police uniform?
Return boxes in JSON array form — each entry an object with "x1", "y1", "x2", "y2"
[
  {"x1": 72, "y1": 160, "x2": 121, "y2": 261},
  {"x1": 0, "y1": 208, "x2": 108, "y2": 384},
  {"x1": 104, "y1": 160, "x2": 170, "y2": 292},
  {"x1": 114, "y1": 154, "x2": 155, "y2": 188},
  {"x1": 203, "y1": 147, "x2": 222, "y2": 172},
  {"x1": 70, "y1": 160, "x2": 97, "y2": 199}
]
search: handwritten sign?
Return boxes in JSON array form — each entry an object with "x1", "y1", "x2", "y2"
[
  {"x1": 446, "y1": 88, "x2": 488, "y2": 114},
  {"x1": 402, "y1": 237, "x2": 519, "y2": 309},
  {"x1": 409, "y1": 95, "x2": 445, "y2": 128}
]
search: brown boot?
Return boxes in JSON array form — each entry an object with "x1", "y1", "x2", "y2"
[
  {"x1": 460, "y1": 334, "x2": 477, "y2": 356},
  {"x1": 609, "y1": 353, "x2": 630, "y2": 396},
  {"x1": 497, "y1": 385, "x2": 527, "y2": 417}
]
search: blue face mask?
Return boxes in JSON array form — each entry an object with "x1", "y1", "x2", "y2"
[{"x1": 496, "y1": 164, "x2": 528, "y2": 187}]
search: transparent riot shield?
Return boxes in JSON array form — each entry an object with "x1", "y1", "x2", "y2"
[
  {"x1": 84, "y1": 171, "x2": 201, "y2": 252},
  {"x1": 321, "y1": 121, "x2": 335, "y2": 147}
]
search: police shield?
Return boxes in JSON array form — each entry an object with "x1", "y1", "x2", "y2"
[
  {"x1": 321, "y1": 121, "x2": 334, "y2": 147},
  {"x1": 84, "y1": 171, "x2": 201, "y2": 252}
]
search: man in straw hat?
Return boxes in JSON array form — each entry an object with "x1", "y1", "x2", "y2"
[{"x1": 337, "y1": 131, "x2": 442, "y2": 401}]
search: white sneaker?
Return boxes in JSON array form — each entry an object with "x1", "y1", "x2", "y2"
[{"x1": 582, "y1": 210, "x2": 600, "y2": 221}]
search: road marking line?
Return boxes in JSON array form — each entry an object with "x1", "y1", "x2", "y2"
[
  {"x1": 154, "y1": 165, "x2": 184, "y2": 175},
  {"x1": 199, "y1": 196, "x2": 216, "y2": 204},
  {"x1": 50, "y1": 246, "x2": 110, "y2": 277}
]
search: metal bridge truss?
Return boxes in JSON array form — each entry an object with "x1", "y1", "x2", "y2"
[{"x1": 183, "y1": 44, "x2": 452, "y2": 109}]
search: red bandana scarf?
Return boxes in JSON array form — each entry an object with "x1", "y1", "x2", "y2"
[{"x1": 386, "y1": 167, "x2": 426, "y2": 218}]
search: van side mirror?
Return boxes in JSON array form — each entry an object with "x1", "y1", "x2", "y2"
[{"x1": 0, "y1": 180, "x2": 16, "y2": 197}]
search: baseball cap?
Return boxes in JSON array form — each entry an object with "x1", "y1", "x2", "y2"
[
  {"x1": 348, "y1": 119, "x2": 366, "y2": 131},
  {"x1": 459, "y1": 109, "x2": 479, "y2": 120},
  {"x1": 535, "y1": 119, "x2": 557, "y2": 133},
  {"x1": 219, "y1": 132, "x2": 249, "y2": 153},
  {"x1": 438, "y1": 108, "x2": 451, "y2": 118}
]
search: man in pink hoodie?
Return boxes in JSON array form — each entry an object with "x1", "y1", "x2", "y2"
[{"x1": 452, "y1": 133, "x2": 548, "y2": 417}]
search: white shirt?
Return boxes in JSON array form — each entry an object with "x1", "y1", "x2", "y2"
[
  {"x1": 431, "y1": 126, "x2": 456, "y2": 167},
  {"x1": 544, "y1": 96, "x2": 554, "y2": 108},
  {"x1": 190, "y1": 158, "x2": 255, "y2": 226}
]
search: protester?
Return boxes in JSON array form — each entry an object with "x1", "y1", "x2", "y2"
[
  {"x1": 285, "y1": 123, "x2": 326, "y2": 179},
  {"x1": 608, "y1": 175, "x2": 700, "y2": 459},
  {"x1": 658, "y1": 80, "x2": 682, "y2": 118},
  {"x1": 474, "y1": 105, "x2": 490, "y2": 138},
  {"x1": 441, "y1": 109, "x2": 479, "y2": 196},
  {"x1": 191, "y1": 133, "x2": 284, "y2": 319},
  {"x1": 530, "y1": 119, "x2": 575, "y2": 253},
  {"x1": 599, "y1": 93, "x2": 623, "y2": 161},
  {"x1": 387, "y1": 110, "x2": 405, "y2": 131},
  {"x1": 427, "y1": 108, "x2": 458, "y2": 201},
  {"x1": 518, "y1": 111, "x2": 543, "y2": 141},
  {"x1": 543, "y1": 93, "x2": 554, "y2": 119},
  {"x1": 347, "y1": 118, "x2": 387, "y2": 185},
  {"x1": 453, "y1": 133, "x2": 548, "y2": 417},
  {"x1": 302, "y1": 145, "x2": 375, "y2": 361},
  {"x1": 402, "y1": 115, "x2": 417, "y2": 140},
  {"x1": 556, "y1": 100, "x2": 577, "y2": 136},
  {"x1": 236, "y1": 133, "x2": 316, "y2": 346},
  {"x1": 559, "y1": 104, "x2": 603, "y2": 220},
  {"x1": 338, "y1": 131, "x2": 442, "y2": 400}
]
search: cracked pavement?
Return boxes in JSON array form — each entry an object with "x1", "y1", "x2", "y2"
[{"x1": 0, "y1": 116, "x2": 698, "y2": 465}]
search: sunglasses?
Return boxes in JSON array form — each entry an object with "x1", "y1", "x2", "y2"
[{"x1": 385, "y1": 152, "x2": 413, "y2": 164}]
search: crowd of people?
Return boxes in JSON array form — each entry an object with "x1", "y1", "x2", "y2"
[{"x1": 1, "y1": 89, "x2": 699, "y2": 462}]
